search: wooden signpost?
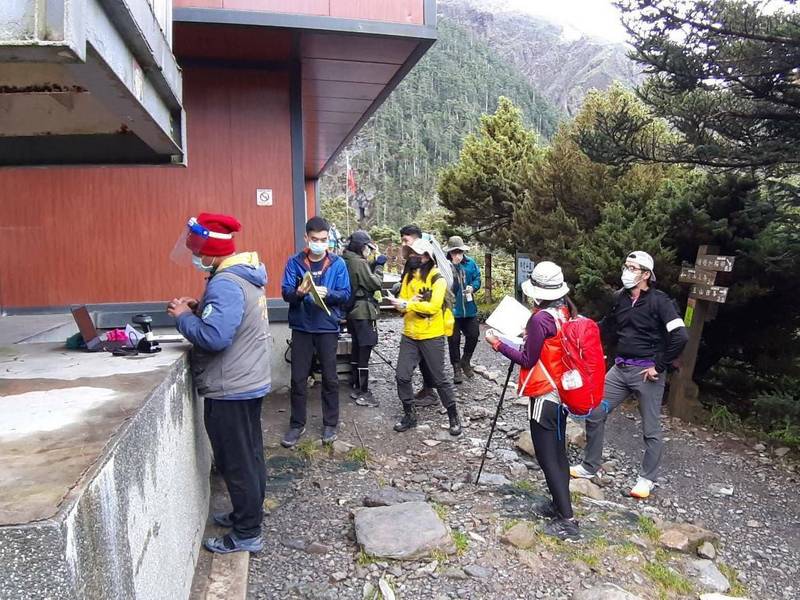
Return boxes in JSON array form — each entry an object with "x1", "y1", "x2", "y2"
[{"x1": 668, "y1": 245, "x2": 735, "y2": 420}]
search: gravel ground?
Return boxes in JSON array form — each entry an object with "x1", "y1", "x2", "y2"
[{"x1": 244, "y1": 316, "x2": 799, "y2": 600}]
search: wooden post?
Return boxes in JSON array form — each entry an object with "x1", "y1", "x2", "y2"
[
  {"x1": 668, "y1": 245, "x2": 717, "y2": 421},
  {"x1": 484, "y1": 252, "x2": 493, "y2": 304}
]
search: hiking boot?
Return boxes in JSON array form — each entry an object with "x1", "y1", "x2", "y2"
[
  {"x1": 447, "y1": 405, "x2": 462, "y2": 436},
  {"x1": 629, "y1": 476, "x2": 655, "y2": 499},
  {"x1": 394, "y1": 405, "x2": 418, "y2": 432},
  {"x1": 542, "y1": 518, "x2": 580, "y2": 541},
  {"x1": 460, "y1": 357, "x2": 475, "y2": 378},
  {"x1": 532, "y1": 501, "x2": 560, "y2": 520},
  {"x1": 354, "y1": 390, "x2": 379, "y2": 408},
  {"x1": 452, "y1": 363, "x2": 464, "y2": 384},
  {"x1": 414, "y1": 387, "x2": 439, "y2": 407},
  {"x1": 204, "y1": 532, "x2": 263, "y2": 554},
  {"x1": 281, "y1": 426, "x2": 306, "y2": 448},
  {"x1": 569, "y1": 464, "x2": 599, "y2": 479},
  {"x1": 322, "y1": 425, "x2": 338, "y2": 444},
  {"x1": 212, "y1": 511, "x2": 233, "y2": 528}
]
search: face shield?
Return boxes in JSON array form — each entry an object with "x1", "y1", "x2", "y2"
[{"x1": 170, "y1": 217, "x2": 232, "y2": 265}]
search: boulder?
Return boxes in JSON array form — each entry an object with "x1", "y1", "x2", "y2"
[
  {"x1": 363, "y1": 488, "x2": 426, "y2": 507},
  {"x1": 569, "y1": 478, "x2": 605, "y2": 500},
  {"x1": 500, "y1": 522, "x2": 537, "y2": 549},
  {"x1": 571, "y1": 583, "x2": 646, "y2": 599},
  {"x1": 697, "y1": 541, "x2": 716, "y2": 560},
  {"x1": 476, "y1": 472, "x2": 511, "y2": 486},
  {"x1": 566, "y1": 421, "x2": 587, "y2": 448},
  {"x1": 685, "y1": 559, "x2": 730, "y2": 593},
  {"x1": 515, "y1": 431, "x2": 536, "y2": 457},
  {"x1": 354, "y1": 502, "x2": 455, "y2": 560},
  {"x1": 658, "y1": 522, "x2": 719, "y2": 553},
  {"x1": 699, "y1": 595, "x2": 752, "y2": 600}
]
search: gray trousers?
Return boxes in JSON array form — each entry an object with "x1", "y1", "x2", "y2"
[
  {"x1": 582, "y1": 364, "x2": 667, "y2": 481},
  {"x1": 396, "y1": 335, "x2": 456, "y2": 410}
]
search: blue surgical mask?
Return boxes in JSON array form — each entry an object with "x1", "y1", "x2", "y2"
[
  {"x1": 309, "y1": 241, "x2": 327, "y2": 255},
  {"x1": 192, "y1": 255, "x2": 215, "y2": 272}
]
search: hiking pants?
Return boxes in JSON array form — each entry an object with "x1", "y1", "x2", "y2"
[
  {"x1": 290, "y1": 330, "x2": 339, "y2": 428},
  {"x1": 204, "y1": 397, "x2": 266, "y2": 539},
  {"x1": 396, "y1": 335, "x2": 456, "y2": 410},
  {"x1": 348, "y1": 318, "x2": 377, "y2": 393},
  {"x1": 448, "y1": 316, "x2": 479, "y2": 365},
  {"x1": 530, "y1": 400, "x2": 572, "y2": 520},
  {"x1": 419, "y1": 352, "x2": 436, "y2": 389},
  {"x1": 581, "y1": 364, "x2": 667, "y2": 481}
]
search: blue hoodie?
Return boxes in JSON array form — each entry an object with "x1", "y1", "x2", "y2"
[
  {"x1": 281, "y1": 250, "x2": 351, "y2": 333},
  {"x1": 452, "y1": 255, "x2": 481, "y2": 319},
  {"x1": 176, "y1": 252, "x2": 270, "y2": 400}
]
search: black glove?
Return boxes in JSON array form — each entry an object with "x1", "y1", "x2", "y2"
[{"x1": 375, "y1": 255, "x2": 388, "y2": 266}]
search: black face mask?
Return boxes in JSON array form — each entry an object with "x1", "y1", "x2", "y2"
[{"x1": 407, "y1": 256, "x2": 422, "y2": 269}]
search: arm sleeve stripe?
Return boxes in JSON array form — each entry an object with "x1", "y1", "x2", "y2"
[{"x1": 666, "y1": 318, "x2": 685, "y2": 332}]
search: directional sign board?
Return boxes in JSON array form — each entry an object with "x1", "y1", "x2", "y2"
[
  {"x1": 515, "y1": 252, "x2": 534, "y2": 302},
  {"x1": 679, "y1": 266, "x2": 717, "y2": 286},
  {"x1": 689, "y1": 284, "x2": 729, "y2": 304},
  {"x1": 695, "y1": 255, "x2": 735, "y2": 272}
]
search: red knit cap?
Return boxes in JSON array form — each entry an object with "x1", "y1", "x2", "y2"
[{"x1": 189, "y1": 213, "x2": 241, "y2": 256}]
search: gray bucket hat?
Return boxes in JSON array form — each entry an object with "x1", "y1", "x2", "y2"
[{"x1": 444, "y1": 235, "x2": 469, "y2": 253}]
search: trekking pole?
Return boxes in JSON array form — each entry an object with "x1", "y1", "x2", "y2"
[
  {"x1": 371, "y1": 347, "x2": 396, "y2": 372},
  {"x1": 475, "y1": 360, "x2": 516, "y2": 485}
]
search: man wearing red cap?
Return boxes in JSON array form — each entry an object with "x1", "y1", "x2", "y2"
[{"x1": 168, "y1": 213, "x2": 271, "y2": 554}]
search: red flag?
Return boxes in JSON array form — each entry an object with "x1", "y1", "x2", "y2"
[{"x1": 347, "y1": 167, "x2": 357, "y2": 194}]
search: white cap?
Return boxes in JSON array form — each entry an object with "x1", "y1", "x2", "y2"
[
  {"x1": 403, "y1": 237, "x2": 435, "y2": 258},
  {"x1": 521, "y1": 261, "x2": 570, "y2": 301},
  {"x1": 627, "y1": 250, "x2": 656, "y2": 281}
]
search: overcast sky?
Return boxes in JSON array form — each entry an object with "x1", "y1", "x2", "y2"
[{"x1": 503, "y1": 0, "x2": 628, "y2": 43}]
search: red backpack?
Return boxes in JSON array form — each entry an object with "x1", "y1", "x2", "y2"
[{"x1": 541, "y1": 312, "x2": 606, "y2": 416}]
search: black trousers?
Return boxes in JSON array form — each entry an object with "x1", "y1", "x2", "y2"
[
  {"x1": 204, "y1": 397, "x2": 266, "y2": 539},
  {"x1": 290, "y1": 330, "x2": 339, "y2": 428},
  {"x1": 348, "y1": 318, "x2": 377, "y2": 391},
  {"x1": 530, "y1": 402, "x2": 573, "y2": 520},
  {"x1": 448, "y1": 316, "x2": 480, "y2": 364},
  {"x1": 396, "y1": 335, "x2": 456, "y2": 409},
  {"x1": 418, "y1": 352, "x2": 436, "y2": 389}
]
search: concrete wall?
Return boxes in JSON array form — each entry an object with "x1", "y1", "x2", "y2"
[{"x1": 0, "y1": 356, "x2": 211, "y2": 599}]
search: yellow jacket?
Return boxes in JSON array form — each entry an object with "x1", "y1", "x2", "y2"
[{"x1": 399, "y1": 266, "x2": 448, "y2": 340}]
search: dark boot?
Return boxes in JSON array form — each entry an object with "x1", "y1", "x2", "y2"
[
  {"x1": 355, "y1": 368, "x2": 379, "y2": 407},
  {"x1": 394, "y1": 404, "x2": 418, "y2": 432},
  {"x1": 446, "y1": 405, "x2": 462, "y2": 436},
  {"x1": 452, "y1": 363, "x2": 464, "y2": 384},
  {"x1": 414, "y1": 387, "x2": 439, "y2": 407},
  {"x1": 460, "y1": 356, "x2": 475, "y2": 378},
  {"x1": 349, "y1": 363, "x2": 359, "y2": 390}
]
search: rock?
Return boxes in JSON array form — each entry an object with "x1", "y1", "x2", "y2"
[
  {"x1": 305, "y1": 541, "x2": 332, "y2": 554},
  {"x1": 571, "y1": 583, "x2": 646, "y2": 599},
  {"x1": 378, "y1": 578, "x2": 396, "y2": 600},
  {"x1": 281, "y1": 538, "x2": 307, "y2": 551},
  {"x1": 699, "y1": 595, "x2": 752, "y2": 600},
  {"x1": 476, "y1": 472, "x2": 511, "y2": 486},
  {"x1": 500, "y1": 522, "x2": 537, "y2": 549},
  {"x1": 495, "y1": 449, "x2": 519, "y2": 462},
  {"x1": 697, "y1": 541, "x2": 717, "y2": 560},
  {"x1": 464, "y1": 564, "x2": 492, "y2": 579},
  {"x1": 430, "y1": 492, "x2": 459, "y2": 506},
  {"x1": 423, "y1": 439, "x2": 442, "y2": 447},
  {"x1": 363, "y1": 488, "x2": 426, "y2": 507},
  {"x1": 754, "y1": 443, "x2": 766, "y2": 451},
  {"x1": 685, "y1": 559, "x2": 730, "y2": 593},
  {"x1": 746, "y1": 520, "x2": 761, "y2": 528},
  {"x1": 659, "y1": 522, "x2": 719, "y2": 553},
  {"x1": 354, "y1": 502, "x2": 456, "y2": 560},
  {"x1": 443, "y1": 567, "x2": 468, "y2": 580},
  {"x1": 329, "y1": 571, "x2": 348, "y2": 583},
  {"x1": 707, "y1": 483, "x2": 734, "y2": 497},
  {"x1": 362, "y1": 582, "x2": 375, "y2": 600},
  {"x1": 515, "y1": 431, "x2": 536, "y2": 457},
  {"x1": 473, "y1": 364, "x2": 488, "y2": 374},
  {"x1": 775, "y1": 446, "x2": 790, "y2": 457},
  {"x1": 566, "y1": 421, "x2": 587, "y2": 448},
  {"x1": 569, "y1": 478, "x2": 605, "y2": 500},
  {"x1": 331, "y1": 440, "x2": 354, "y2": 456},
  {"x1": 508, "y1": 462, "x2": 529, "y2": 479}
]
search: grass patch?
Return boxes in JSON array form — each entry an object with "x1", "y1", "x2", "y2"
[
  {"x1": 346, "y1": 446, "x2": 371, "y2": 467},
  {"x1": 590, "y1": 537, "x2": 609, "y2": 552},
  {"x1": 513, "y1": 480, "x2": 536, "y2": 493},
  {"x1": 452, "y1": 530, "x2": 469, "y2": 556},
  {"x1": 430, "y1": 548, "x2": 449, "y2": 564},
  {"x1": 570, "y1": 491, "x2": 583, "y2": 505},
  {"x1": 644, "y1": 561, "x2": 694, "y2": 595},
  {"x1": 637, "y1": 515, "x2": 661, "y2": 542},
  {"x1": 571, "y1": 549, "x2": 600, "y2": 569},
  {"x1": 718, "y1": 562, "x2": 749, "y2": 597},
  {"x1": 709, "y1": 404, "x2": 742, "y2": 432},
  {"x1": 356, "y1": 548, "x2": 378, "y2": 566},
  {"x1": 501, "y1": 518, "x2": 521, "y2": 533},
  {"x1": 431, "y1": 502, "x2": 449, "y2": 521},
  {"x1": 615, "y1": 542, "x2": 640, "y2": 558},
  {"x1": 295, "y1": 439, "x2": 320, "y2": 461}
]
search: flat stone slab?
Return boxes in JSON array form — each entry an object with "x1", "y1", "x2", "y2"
[
  {"x1": 572, "y1": 583, "x2": 645, "y2": 599},
  {"x1": 659, "y1": 522, "x2": 719, "y2": 553},
  {"x1": 354, "y1": 502, "x2": 455, "y2": 560},
  {"x1": 685, "y1": 559, "x2": 730, "y2": 593},
  {"x1": 363, "y1": 488, "x2": 427, "y2": 507}
]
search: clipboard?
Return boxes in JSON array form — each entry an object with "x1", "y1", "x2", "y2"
[{"x1": 302, "y1": 271, "x2": 331, "y2": 316}]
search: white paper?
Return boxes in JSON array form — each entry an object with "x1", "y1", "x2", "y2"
[{"x1": 486, "y1": 296, "x2": 531, "y2": 339}]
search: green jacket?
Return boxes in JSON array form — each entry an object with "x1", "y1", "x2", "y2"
[{"x1": 342, "y1": 249, "x2": 383, "y2": 320}]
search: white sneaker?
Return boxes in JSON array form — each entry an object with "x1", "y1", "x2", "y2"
[
  {"x1": 569, "y1": 464, "x2": 598, "y2": 479},
  {"x1": 629, "y1": 476, "x2": 655, "y2": 499}
]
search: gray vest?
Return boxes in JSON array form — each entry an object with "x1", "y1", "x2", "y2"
[{"x1": 191, "y1": 271, "x2": 271, "y2": 399}]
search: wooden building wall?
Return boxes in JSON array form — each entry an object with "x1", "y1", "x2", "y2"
[{"x1": 0, "y1": 65, "x2": 294, "y2": 308}]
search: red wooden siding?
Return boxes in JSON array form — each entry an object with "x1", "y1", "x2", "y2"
[
  {"x1": 173, "y1": 0, "x2": 425, "y2": 24},
  {"x1": 0, "y1": 66, "x2": 293, "y2": 307},
  {"x1": 305, "y1": 179, "x2": 318, "y2": 219}
]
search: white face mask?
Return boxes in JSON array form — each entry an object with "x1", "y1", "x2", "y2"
[
  {"x1": 192, "y1": 255, "x2": 215, "y2": 272},
  {"x1": 308, "y1": 241, "x2": 327, "y2": 255},
  {"x1": 621, "y1": 270, "x2": 640, "y2": 289},
  {"x1": 362, "y1": 247, "x2": 371, "y2": 259}
]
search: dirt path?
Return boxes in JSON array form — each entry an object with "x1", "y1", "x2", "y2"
[{"x1": 244, "y1": 317, "x2": 799, "y2": 600}]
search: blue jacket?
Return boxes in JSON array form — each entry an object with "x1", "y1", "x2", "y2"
[
  {"x1": 176, "y1": 252, "x2": 271, "y2": 400},
  {"x1": 281, "y1": 250, "x2": 351, "y2": 333},
  {"x1": 452, "y1": 255, "x2": 481, "y2": 318}
]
